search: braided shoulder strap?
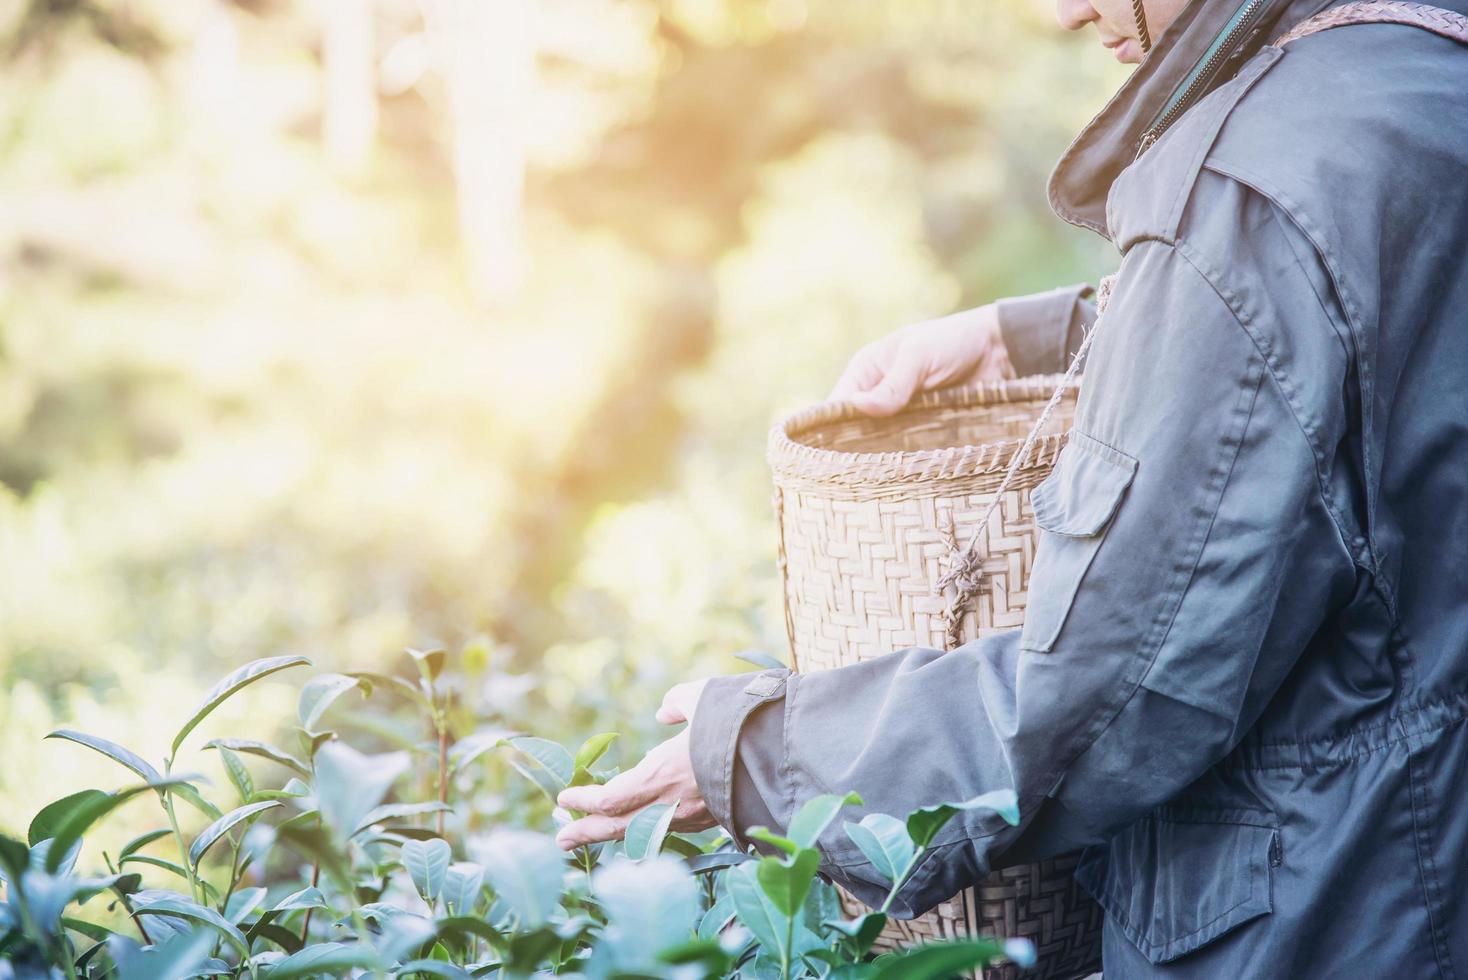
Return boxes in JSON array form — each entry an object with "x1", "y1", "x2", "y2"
[{"x1": 1274, "y1": 0, "x2": 1468, "y2": 46}]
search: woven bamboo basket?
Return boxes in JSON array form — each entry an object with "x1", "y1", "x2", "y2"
[{"x1": 767, "y1": 376, "x2": 1103, "y2": 980}]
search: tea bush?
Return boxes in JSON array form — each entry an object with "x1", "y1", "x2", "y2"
[{"x1": 0, "y1": 652, "x2": 1034, "y2": 979}]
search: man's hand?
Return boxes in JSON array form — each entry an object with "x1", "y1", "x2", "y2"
[
  {"x1": 555, "y1": 680, "x2": 716, "y2": 850},
  {"x1": 829, "y1": 304, "x2": 1015, "y2": 416}
]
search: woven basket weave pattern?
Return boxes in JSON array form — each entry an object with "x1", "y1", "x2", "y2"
[{"x1": 768, "y1": 378, "x2": 1103, "y2": 980}]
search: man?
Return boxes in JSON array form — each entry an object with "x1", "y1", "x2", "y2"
[{"x1": 558, "y1": 0, "x2": 1468, "y2": 974}]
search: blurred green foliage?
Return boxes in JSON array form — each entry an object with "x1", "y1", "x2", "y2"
[{"x1": 0, "y1": 0, "x2": 1123, "y2": 836}]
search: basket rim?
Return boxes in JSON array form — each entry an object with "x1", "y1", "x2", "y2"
[{"x1": 768, "y1": 374, "x2": 1078, "y2": 487}]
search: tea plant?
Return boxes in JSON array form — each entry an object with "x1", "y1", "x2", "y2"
[{"x1": 0, "y1": 651, "x2": 1034, "y2": 979}]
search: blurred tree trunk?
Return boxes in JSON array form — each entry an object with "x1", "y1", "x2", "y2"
[
  {"x1": 426, "y1": 0, "x2": 535, "y2": 305},
  {"x1": 323, "y1": 0, "x2": 378, "y2": 173}
]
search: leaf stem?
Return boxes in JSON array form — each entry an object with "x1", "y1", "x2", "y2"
[
  {"x1": 878, "y1": 846, "x2": 927, "y2": 915},
  {"x1": 161, "y1": 760, "x2": 203, "y2": 906}
]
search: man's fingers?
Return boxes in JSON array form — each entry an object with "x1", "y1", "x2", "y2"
[
  {"x1": 849, "y1": 343, "x2": 926, "y2": 417},
  {"x1": 556, "y1": 767, "x2": 662, "y2": 817},
  {"x1": 556, "y1": 813, "x2": 631, "y2": 850},
  {"x1": 654, "y1": 702, "x2": 686, "y2": 725}
]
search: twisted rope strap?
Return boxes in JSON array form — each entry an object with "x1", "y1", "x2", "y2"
[{"x1": 936, "y1": 275, "x2": 1119, "y2": 649}]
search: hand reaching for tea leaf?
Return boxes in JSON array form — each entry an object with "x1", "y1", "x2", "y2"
[
  {"x1": 829, "y1": 303, "x2": 1015, "y2": 417},
  {"x1": 554, "y1": 679, "x2": 716, "y2": 850}
]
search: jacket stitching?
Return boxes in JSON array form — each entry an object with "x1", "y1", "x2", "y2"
[
  {"x1": 1230, "y1": 694, "x2": 1468, "y2": 772},
  {"x1": 1404, "y1": 734, "x2": 1457, "y2": 979}
]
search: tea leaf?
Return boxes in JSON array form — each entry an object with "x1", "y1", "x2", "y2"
[
  {"x1": 869, "y1": 938, "x2": 1009, "y2": 980},
  {"x1": 189, "y1": 800, "x2": 282, "y2": 869},
  {"x1": 28, "y1": 790, "x2": 109, "y2": 847},
  {"x1": 259, "y1": 941, "x2": 380, "y2": 978},
  {"x1": 134, "y1": 894, "x2": 249, "y2": 956},
  {"x1": 114, "y1": 928, "x2": 215, "y2": 980},
  {"x1": 441, "y1": 862, "x2": 485, "y2": 917},
  {"x1": 697, "y1": 892, "x2": 737, "y2": 941},
  {"x1": 402, "y1": 837, "x2": 452, "y2": 905},
  {"x1": 745, "y1": 826, "x2": 799, "y2": 857},
  {"x1": 593, "y1": 857, "x2": 700, "y2": 971},
  {"x1": 499, "y1": 736, "x2": 575, "y2": 788},
  {"x1": 733, "y1": 650, "x2": 788, "y2": 670},
  {"x1": 224, "y1": 885, "x2": 267, "y2": 925},
  {"x1": 172, "y1": 655, "x2": 312, "y2": 756},
  {"x1": 313, "y1": 742, "x2": 409, "y2": 838},
  {"x1": 726, "y1": 861, "x2": 790, "y2": 960},
  {"x1": 203, "y1": 739, "x2": 309, "y2": 777},
  {"x1": 623, "y1": 801, "x2": 678, "y2": 861},
  {"x1": 350, "y1": 801, "x2": 453, "y2": 838},
  {"x1": 406, "y1": 647, "x2": 447, "y2": 683},
  {"x1": 905, "y1": 790, "x2": 1019, "y2": 850},
  {"x1": 756, "y1": 850, "x2": 821, "y2": 917},
  {"x1": 573, "y1": 732, "x2": 619, "y2": 771},
  {"x1": 217, "y1": 746, "x2": 254, "y2": 804},
  {"x1": 46, "y1": 778, "x2": 195, "y2": 873},
  {"x1": 474, "y1": 831, "x2": 565, "y2": 929},
  {"x1": 788, "y1": 792, "x2": 863, "y2": 849},
  {"x1": 824, "y1": 913, "x2": 888, "y2": 957},
  {"x1": 45, "y1": 730, "x2": 161, "y2": 784},
  {"x1": 297, "y1": 673, "x2": 368, "y2": 733},
  {"x1": 842, "y1": 813, "x2": 914, "y2": 885},
  {"x1": 119, "y1": 828, "x2": 172, "y2": 861}
]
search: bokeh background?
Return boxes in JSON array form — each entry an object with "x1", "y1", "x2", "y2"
[{"x1": 0, "y1": 0, "x2": 1123, "y2": 832}]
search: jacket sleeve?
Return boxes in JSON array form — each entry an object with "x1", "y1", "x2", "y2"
[
  {"x1": 689, "y1": 179, "x2": 1358, "y2": 917},
  {"x1": 995, "y1": 283, "x2": 1097, "y2": 376}
]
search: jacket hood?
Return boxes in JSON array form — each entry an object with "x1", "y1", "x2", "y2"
[{"x1": 1048, "y1": 0, "x2": 1335, "y2": 235}]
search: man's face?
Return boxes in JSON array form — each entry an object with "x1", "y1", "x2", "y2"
[{"x1": 1056, "y1": 0, "x2": 1192, "y2": 63}]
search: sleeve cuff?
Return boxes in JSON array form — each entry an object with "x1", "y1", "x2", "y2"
[
  {"x1": 995, "y1": 283, "x2": 1097, "y2": 377},
  {"x1": 689, "y1": 669, "x2": 790, "y2": 847}
]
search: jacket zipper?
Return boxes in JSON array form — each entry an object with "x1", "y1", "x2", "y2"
[{"x1": 1136, "y1": 0, "x2": 1268, "y2": 156}]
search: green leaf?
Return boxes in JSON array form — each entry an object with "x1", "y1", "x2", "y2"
[
  {"x1": 733, "y1": 650, "x2": 788, "y2": 670},
  {"x1": 270, "y1": 886, "x2": 328, "y2": 913},
  {"x1": 746, "y1": 825, "x2": 799, "y2": 857},
  {"x1": 217, "y1": 746, "x2": 254, "y2": 804},
  {"x1": 726, "y1": 860, "x2": 790, "y2": 961},
  {"x1": 171, "y1": 782, "x2": 223, "y2": 821},
  {"x1": 45, "y1": 730, "x2": 161, "y2": 783},
  {"x1": 119, "y1": 828, "x2": 172, "y2": 861},
  {"x1": 905, "y1": 790, "x2": 1020, "y2": 850},
  {"x1": 593, "y1": 857, "x2": 700, "y2": 971},
  {"x1": 428, "y1": 914, "x2": 503, "y2": 951},
  {"x1": 843, "y1": 813, "x2": 915, "y2": 885},
  {"x1": 203, "y1": 738, "x2": 309, "y2": 777},
  {"x1": 346, "y1": 670, "x2": 428, "y2": 708},
  {"x1": 297, "y1": 673, "x2": 369, "y2": 732},
  {"x1": 313, "y1": 742, "x2": 409, "y2": 838},
  {"x1": 407, "y1": 646, "x2": 447, "y2": 682},
  {"x1": 115, "y1": 928, "x2": 216, "y2": 980},
  {"x1": 402, "y1": 837, "x2": 452, "y2": 904},
  {"x1": 573, "y1": 732, "x2": 619, "y2": 771},
  {"x1": 60, "y1": 916, "x2": 113, "y2": 942},
  {"x1": 658, "y1": 937, "x2": 733, "y2": 975},
  {"x1": 788, "y1": 792, "x2": 863, "y2": 849},
  {"x1": 224, "y1": 885, "x2": 267, "y2": 925},
  {"x1": 442, "y1": 861, "x2": 485, "y2": 916},
  {"x1": 134, "y1": 894, "x2": 250, "y2": 956},
  {"x1": 869, "y1": 939, "x2": 1009, "y2": 980},
  {"x1": 172, "y1": 655, "x2": 312, "y2": 756},
  {"x1": 474, "y1": 831, "x2": 565, "y2": 929},
  {"x1": 350, "y1": 801, "x2": 453, "y2": 838},
  {"x1": 46, "y1": 778, "x2": 194, "y2": 873},
  {"x1": 395, "y1": 960, "x2": 471, "y2": 979},
  {"x1": 274, "y1": 824, "x2": 354, "y2": 894},
  {"x1": 260, "y1": 941, "x2": 380, "y2": 978},
  {"x1": 446, "y1": 730, "x2": 511, "y2": 774},
  {"x1": 756, "y1": 850, "x2": 821, "y2": 917},
  {"x1": 28, "y1": 790, "x2": 110, "y2": 847},
  {"x1": 189, "y1": 800, "x2": 282, "y2": 868},
  {"x1": 499, "y1": 736, "x2": 574, "y2": 788},
  {"x1": 824, "y1": 913, "x2": 888, "y2": 957},
  {"x1": 697, "y1": 892, "x2": 737, "y2": 941},
  {"x1": 623, "y1": 801, "x2": 678, "y2": 861}
]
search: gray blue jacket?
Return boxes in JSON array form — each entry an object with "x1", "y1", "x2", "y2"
[{"x1": 691, "y1": 0, "x2": 1468, "y2": 976}]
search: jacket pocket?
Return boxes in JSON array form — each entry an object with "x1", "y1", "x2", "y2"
[
  {"x1": 1018, "y1": 429, "x2": 1138, "y2": 653},
  {"x1": 1075, "y1": 807, "x2": 1278, "y2": 964}
]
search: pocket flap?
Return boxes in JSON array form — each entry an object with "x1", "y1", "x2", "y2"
[
  {"x1": 1075, "y1": 807, "x2": 1278, "y2": 965},
  {"x1": 1032, "y1": 431, "x2": 1137, "y2": 537}
]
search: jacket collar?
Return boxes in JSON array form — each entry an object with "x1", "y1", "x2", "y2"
[{"x1": 1048, "y1": 0, "x2": 1335, "y2": 236}]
